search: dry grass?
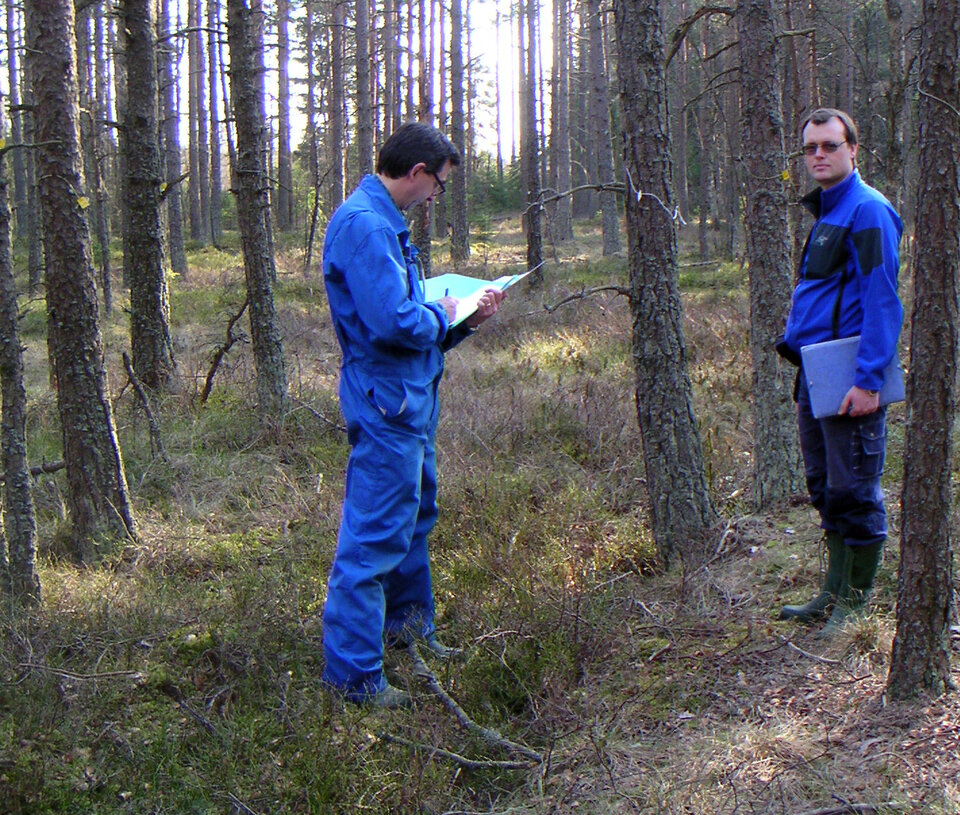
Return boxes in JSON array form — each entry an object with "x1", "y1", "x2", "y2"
[{"x1": 1, "y1": 223, "x2": 958, "y2": 814}]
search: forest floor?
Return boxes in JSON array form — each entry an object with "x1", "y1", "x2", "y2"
[{"x1": 1, "y1": 217, "x2": 958, "y2": 814}]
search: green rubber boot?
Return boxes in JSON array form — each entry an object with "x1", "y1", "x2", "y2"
[
  {"x1": 780, "y1": 532, "x2": 849, "y2": 623},
  {"x1": 819, "y1": 540, "x2": 883, "y2": 637}
]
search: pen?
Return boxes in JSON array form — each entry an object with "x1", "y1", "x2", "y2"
[{"x1": 444, "y1": 288, "x2": 449, "y2": 296}]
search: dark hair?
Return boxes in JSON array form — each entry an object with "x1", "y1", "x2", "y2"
[
  {"x1": 800, "y1": 108, "x2": 859, "y2": 145},
  {"x1": 376, "y1": 122, "x2": 461, "y2": 178}
]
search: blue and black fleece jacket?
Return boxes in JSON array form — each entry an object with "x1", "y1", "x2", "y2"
[{"x1": 783, "y1": 169, "x2": 903, "y2": 392}]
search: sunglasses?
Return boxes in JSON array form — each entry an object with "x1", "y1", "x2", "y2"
[{"x1": 801, "y1": 140, "x2": 847, "y2": 156}]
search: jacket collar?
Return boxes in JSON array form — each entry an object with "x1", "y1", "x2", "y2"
[
  {"x1": 358, "y1": 174, "x2": 409, "y2": 237},
  {"x1": 799, "y1": 168, "x2": 861, "y2": 219}
]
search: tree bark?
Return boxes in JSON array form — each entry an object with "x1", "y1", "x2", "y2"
[
  {"x1": 614, "y1": 0, "x2": 717, "y2": 569},
  {"x1": 20, "y1": 40, "x2": 44, "y2": 295},
  {"x1": 519, "y1": 0, "x2": 543, "y2": 275},
  {"x1": 411, "y1": 0, "x2": 434, "y2": 276},
  {"x1": 736, "y1": 0, "x2": 803, "y2": 508},
  {"x1": 208, "y1": 0, "x2": 223, "y2": 246},
  {"x1": 355, "y1": 0, "x2": 374, "y2": 179},
  {"x1": 159, "y1": 0, "x2": 188, "y2": 278},
  {"x1": 586, "y1": 0, "x2": 621, "y2": 255},
  {"x1": 328, "y1": 0, "x2": 345, "y2": 211},
  {"x1": 0, "y1": 100, "x2": 40, "y2": 603},
  {"x1": 227, "y1": 0, "x2": 287, "y2": 414},
  {"x1": 121, "y1": 0, "x2": 176, "y2": 391},
  {"x1": 76, "y1": 8, "x2": 112, "y2": 311},
  {"x1": 187, "y1": 0, "x2": 202, "y2": 240},
  {"x1": 5, "y1": 3, "x2": 28, "y2": 239},
  {"x1": 302, "y1": 0, "x2": 320, "y2": 273},
  {"x1": 449, "y1": 0, "x2": 470, "y2": 264},
  {"x1": 548, "y1": 0, "x2": 573, "y2": 242},
  {"x1": 275, "y1": 0, "x2": 294, "y2": 231},
  {"x1": 887, "y1": 0, "x2": 958, "y2": 701},
  {"x1": 25, "y1": 0, "x2": 137, "y2": 559}
]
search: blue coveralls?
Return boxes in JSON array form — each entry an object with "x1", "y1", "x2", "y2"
[
  {"x1": 321, "y1": 175, "x2": 472, "y2": 698},
  {"x1": 783, "y1": 170, "x2": 903, "y2": 547}
]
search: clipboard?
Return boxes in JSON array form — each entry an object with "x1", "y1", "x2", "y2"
[{"x1": 800, "y1": 335, "x2": 905, "y2": 419}]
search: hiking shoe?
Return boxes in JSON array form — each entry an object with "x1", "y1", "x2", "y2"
[
  {"x1": 354, "y1": 683, "x2": 413, "y2": 709},
  {"x1": 390, "y1": 634, "x2": 463, "y2": 661},
  {"x1": 420, "y1": 636, "x2": 462, "y2": 660}
]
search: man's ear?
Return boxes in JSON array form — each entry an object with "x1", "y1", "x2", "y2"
[{"x1": 408, "y1": 161, "x2": 428, "y2": 179}]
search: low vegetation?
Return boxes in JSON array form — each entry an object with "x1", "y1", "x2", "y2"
[{"x1": 1, "y1": 222, "x2": 957, "y2": 814}]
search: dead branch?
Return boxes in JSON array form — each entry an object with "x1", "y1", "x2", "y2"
[
  {"x1": 200, "y1": 298, "x2": 249, "y2": 404},
  {"x1": 160, "y1": 171, "x2": 190, "y2": 201},
  {"x1": 28, "y1": 459, "x2": 65, "y2": 478},
  {"x1": 778, "y1": 27, "x2": 817, "y2": 40},
  {"x1": 291, "y1": 397, "x2": 346, "y2": 434},
  {"x1": 791, "y1": 802, "x2": 904, "y2": 815},
  {"x1": 378, "y1": 732, "x2": 535, "y2": 770},
  {"x1": 122, "y1": 352, "x2": 168, "y2": 463},
  {"x1": 408, "y1": 645, "x2": 543, "y2": 765},
  {"x1": 542, "y1": 285, "x2": 630, "y2": 315},
  {"x1": 523, "y1": 182, "x2": 626, "y2": 216},
  {"x1": 667, "y1": 5, "x2": 735, "y2": 68},
  {"x1": 19, "y1": 663, "x2": 144, "y2": 681},
  {"x1": 226, "y1": 793, "x2": 262, "y2": 815},
  {"x1": 780, "y1": 637, "x2": 842, "y2": 665}
]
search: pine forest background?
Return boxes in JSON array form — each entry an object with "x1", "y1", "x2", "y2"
[{"x1": 2, "y1": 0, "x2": 960, "y2": 812}]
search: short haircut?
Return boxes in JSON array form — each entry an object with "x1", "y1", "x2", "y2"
[
  {"x1": 800, "y1": 108, "x2": 859, "y2": 145},
  {"x1": 376, "y1": 122, "x2": 462, "y2": 178}
]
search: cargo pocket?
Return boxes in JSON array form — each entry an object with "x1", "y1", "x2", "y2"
[{"x1": 852, "y1": 420, "x2": 886, "y2": 479}]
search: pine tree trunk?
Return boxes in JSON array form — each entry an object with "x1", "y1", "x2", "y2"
[
  {"x1": 519, "y1": 0, "x2": 542, "y2": 275},
  {"x1": 384, "y1": 0, "x2": 399, "y2": 136},
  {"x1": 0, "y1": 104, "x2": 40, "y2": 603},
  {"x1": 275, "y1": 0, "x2": 293, "y2": 231},
  {"x1": 449, "y1": 0, "x2": 470, "y2": 264},
  {"x1": 187, "y1": 0, "x2": 202, "y2": 240},
  {"x1": 194, "y1": 0, "x2": 210, "y2": 243},
  {"x1": 121, "y1": 0, "x2": 175, "y2": 391},
  {"x1": 20, "y1": 49, "x2": 44, "y2": 295},
  {"x1": 77, "y1": 10, "x2": 112, "y2": 310},
  {"x1": 736, "y1": 0, "x2": 803, "y2": 508},
  {"x1": 548, "y1": 0, "x2": 573, "y2": 242},
  {"x1": 887, "y1": 0, "x2": 958, "y2": 701},
  {"x1": 571, "y1": 4, "x2": 594, "y2": 217},
  {"x1": 160, "y1": 0, "x2": 188, "y2": 278},
  {"x1": 5, "y1": 4, "x2": 28, "y2": 240},
  {"x1": 328, "y1": 0, "x2": 345, "y2": 211},
  {"x1": 227, "y1": 0, "x2": 287, "y2": 414},
  {"x1": 883, "y1": 0, "x2": 906, "y2": 211},
  {"x1": 208, "y1": 0, "x2": 223, "y2": 245},
  {"x1": 614, "y1": 0, "x2": 717, "y2": 569},
  {"x1": 411, "y1": 0, "x2": 434, "y2": 276},
  {"x1": 586, "y1": 0, "x2": 620, "y2": 255},
  {"x1": 303, "y1": 0, "x2": 320, "y2": 273},
  {"x1": 25, "y1": 0, "x2": 137, "y2": 559},
  {"x1": 355, "y1": 0, "x2": 374, "y2": 178}
]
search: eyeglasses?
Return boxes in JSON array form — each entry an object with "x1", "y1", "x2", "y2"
[
  {"x1": 430, "y1": 171, "x2": 446, "y2": 196},
  {"x1": 801, "y1": 140, "x2": 847, "y2": 156}
]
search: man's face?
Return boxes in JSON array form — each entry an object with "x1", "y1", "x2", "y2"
[
  {"x1": 802, "y1": 117, "x2": 857, "y2": 190},
  {"x1": 407, "y1": 160, "x2": 451, "y2": 209}
]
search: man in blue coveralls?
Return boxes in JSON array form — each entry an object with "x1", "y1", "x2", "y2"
[
  {"x1": 777, "y1": 108, "x2": 903, "y2": 636},
  {"x1": 321, "y1": 123, "x2": 505, "y2": 707}
]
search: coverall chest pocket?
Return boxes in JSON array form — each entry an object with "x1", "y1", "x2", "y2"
[{"x1": 851, "y1": 420, "x2": 886, "y2": 479}]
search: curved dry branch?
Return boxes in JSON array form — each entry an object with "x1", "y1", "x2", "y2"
[{"x1": 408, "y1": 645, "x2": 543, "y2": 765}]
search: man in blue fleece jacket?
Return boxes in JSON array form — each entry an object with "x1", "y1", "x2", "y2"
[
  {"x1": 778, "y1": 108, "x2": 903, "y2": 635},
  {"x1": 321, "y1": 123, "x2": 504, "y2": 707}
]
